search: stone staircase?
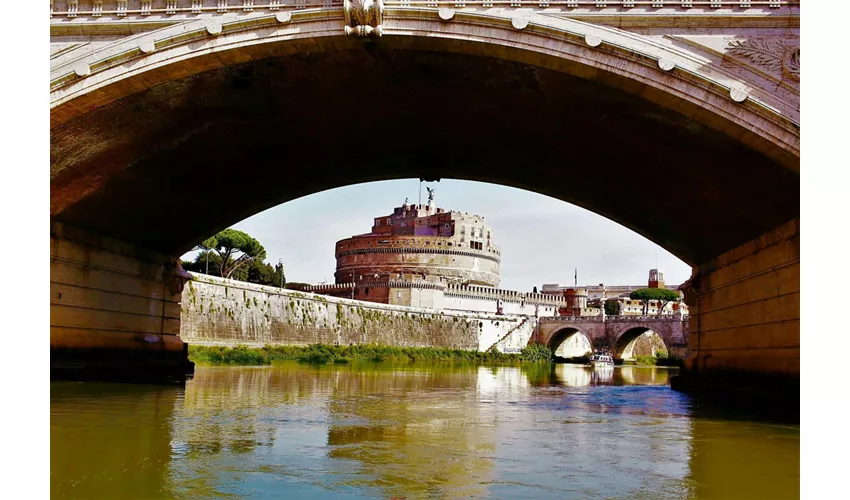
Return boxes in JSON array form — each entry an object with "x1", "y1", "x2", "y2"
[{"x1": 487, "y1": 317, "x2": 532, "y2": 352}]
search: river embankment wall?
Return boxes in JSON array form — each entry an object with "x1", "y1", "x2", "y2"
[{"x1": 180, "y1": 274, "x2": 532, "y2": 351}]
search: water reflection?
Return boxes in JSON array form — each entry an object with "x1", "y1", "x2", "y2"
[
  {"x1": 327, "y1": 366, "x2": 495, "y2": 498},
  {"x1": 548, "y1": 364, "x2": 673, "y2": 387},
  {"x1": 51, "y1": 363, "x2": 800, "y2": 499},
  {"x1": 51, "y1": 382, "x2": 180, "y2": 499}
]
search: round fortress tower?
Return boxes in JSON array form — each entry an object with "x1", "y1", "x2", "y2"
[{"x1": 334, "y1": 193, "x2": 501, "y2": 287}]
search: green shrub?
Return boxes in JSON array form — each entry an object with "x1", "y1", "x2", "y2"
[
  {"x1": 520, "y1": 344, "x2": 553, "y2": 363},
  {"x1": 635, "y1": 355, "x2": 658, "y2": 365}
]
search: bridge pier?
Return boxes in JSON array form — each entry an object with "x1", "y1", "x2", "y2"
[
  {"x1": 677, "y1": 219, "x2": 799, "y2": 404},
  {"x1": 50, "y1": 222, "x2": 194, "y2": 383}
]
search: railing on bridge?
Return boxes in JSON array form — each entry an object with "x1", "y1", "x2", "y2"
[
  {"x1": 539, "y1": 314, "x2": 687, "y2": 323},
  {"x1": 50, "y1": 0, "x2": 798, "y2": 18}
]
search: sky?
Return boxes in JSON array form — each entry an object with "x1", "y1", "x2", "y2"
[{"x1": 183, "y1": 179, "x2": 691, "y2": 291}]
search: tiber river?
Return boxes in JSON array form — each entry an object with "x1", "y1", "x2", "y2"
[{"x1": 51, "y1": 363, "x2": 799, "y2": 499}]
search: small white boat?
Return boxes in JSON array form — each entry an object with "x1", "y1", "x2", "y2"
[{"x1": 589, "y1": 353, "x2": 614, "y2": 367}]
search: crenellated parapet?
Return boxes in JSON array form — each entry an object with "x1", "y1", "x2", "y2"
[
  {"x1": 445, "y1": 284, "x2": 566, "y2": 306},
  {"x1": 299, "y1": 282, "x2": 355, "y2": 293}
]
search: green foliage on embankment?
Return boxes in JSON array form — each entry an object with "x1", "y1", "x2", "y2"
[
  {"x1": 189, "y1": 343, "x2": 554, "y2": 366},
  {"x1": 627, "y1": 351, "x2": 681, "y2": 367}
]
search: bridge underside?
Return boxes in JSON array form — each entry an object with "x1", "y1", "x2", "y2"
[{"x1": 51, "y1": 47, "x2": 797, "y2": 265}]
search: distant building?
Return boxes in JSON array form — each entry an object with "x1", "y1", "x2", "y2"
[
  {"x1": 543, "y1": 269, "x2": 687, "y2": 316},
  {"x1": 648, "y1": 268, "x2": 665, "y2": 289}
]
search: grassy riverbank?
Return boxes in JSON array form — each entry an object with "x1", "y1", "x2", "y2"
[
  {"x1": 631, "y1": 354, "x2": 681, "y2": 367},
  {"x1": 189, "y1": 343, "x2": 554, "y2": 366}
]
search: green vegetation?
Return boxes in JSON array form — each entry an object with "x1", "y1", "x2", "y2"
[
  {"x1": 629, "y1": 287, "x2": 681, "y2": 315},
  {"x1": 183, "y1": 229, "x2": 287, "y2": 287},
  {"x1": 189, "y1": 343, "x2": 555, "y2": 366},
  {"x1": 194, "y1": 229, "x2": 266, "y2": 278},
  {"x1": 626, "y1": 351, "x2": 681, "y2": 367},
  {"x1": 519, "y1": 343, "x2": 554, "y2": 362},
  {"x1": 604, "y1": 299, "x2": 621, "y2": 316}
]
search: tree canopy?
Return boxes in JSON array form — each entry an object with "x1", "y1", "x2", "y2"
[
  {"x1": 183, "y1": 229, "x2": 283, "y2": 285},
  {"x1": 183, "y1": 251, "x2": 285, "y2": 287},
  {"x1": 629, "y1": 288, "x2": 681, "y2": 302},
  {"x1": 629, "y1": 287, "x2": 681, "y2": 315},
  {"x1": 204, "y1": 229, "x2": 266, "y2": 278},
  {"x1": 604, "y1": 300, "x2": 621, "y2": 316}
]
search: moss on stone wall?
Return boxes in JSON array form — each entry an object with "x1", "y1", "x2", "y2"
[{"x1": 181, "y1": 279, "x2": 482, "y2": 350}]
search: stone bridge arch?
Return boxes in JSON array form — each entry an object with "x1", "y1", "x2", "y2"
[
  {"x1": 49, "y1": 3, "x2": 799, "y2": 397},
  {"x1": 611, "y1": 320, "x2": 688, "y2": 360},
  {"x1": 614, "y1": 326, "x2": 666, "y2": 360},
  {"x1": 51, "y1": 7, "x2": 799, "y2": 165},
  {"x1": 50, "y1": 6, "x2": 799, "y2": 263},
  {"x1": 546, "y1": 327, "x2": 594, "y2": 359}
]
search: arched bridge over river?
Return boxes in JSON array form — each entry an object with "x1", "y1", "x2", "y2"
[
  {"x1": 533, "y1": 315, "x2": 688, "y2": 360},
  {"x1": 50, "y1": 2, "x2": 799, "y2": 399}
]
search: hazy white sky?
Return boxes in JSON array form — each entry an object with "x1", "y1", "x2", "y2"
[{"x1": 186, "y1": 179, "x2": 691, "y2": 291}]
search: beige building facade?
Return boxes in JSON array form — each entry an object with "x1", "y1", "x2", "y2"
[{"x1": 544, "y1": 269, "x2": 688, "y2": 317}]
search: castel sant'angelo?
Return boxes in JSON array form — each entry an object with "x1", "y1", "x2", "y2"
[
  {"x1": 334, "y1": 188, "x2": 501, "y2": 288},
  {"x1": 302, "y1": 189, "x2": 563, "y2": 315},
  {"x1": 301, "y1": 188, "x2": 681, "y2": 319}
]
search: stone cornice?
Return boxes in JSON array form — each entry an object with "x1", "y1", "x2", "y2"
[
  {"x1": 50, "y1": 1, "x2": 800, "y2": 21},
  {"x1": 49, "y1": 3, "x2": 800, "y2": 41}
]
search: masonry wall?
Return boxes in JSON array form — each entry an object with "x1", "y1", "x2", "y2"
[
  {"x1": 682, "y1": 218, "x2": 799, "y2": 389},
  {"x1": 50, "y1": 221, "x2": 191, "y2": 380},
  {"x1": 181, "y1": 274, "x2": 527, "y2": 351}
]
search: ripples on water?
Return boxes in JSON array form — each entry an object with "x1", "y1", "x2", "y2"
[{"x1": 51, "y1": 364, "x2": 799, "y2": 499}]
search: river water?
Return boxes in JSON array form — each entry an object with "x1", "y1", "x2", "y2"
[{"x1": 51, "y1": 363, "x2": 799, "y2": 499}]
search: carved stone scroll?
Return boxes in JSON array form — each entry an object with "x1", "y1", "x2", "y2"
[{"x1": 344, "y1": 0, "x2": 384, "y2": 38}]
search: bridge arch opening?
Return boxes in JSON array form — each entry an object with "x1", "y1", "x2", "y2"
[
  {"x1": 615, "y1": 327, "x2": 668, "y2": 361},
  {"x1": 548, "y1": 328, "x2": 593, "y2": 360}
]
